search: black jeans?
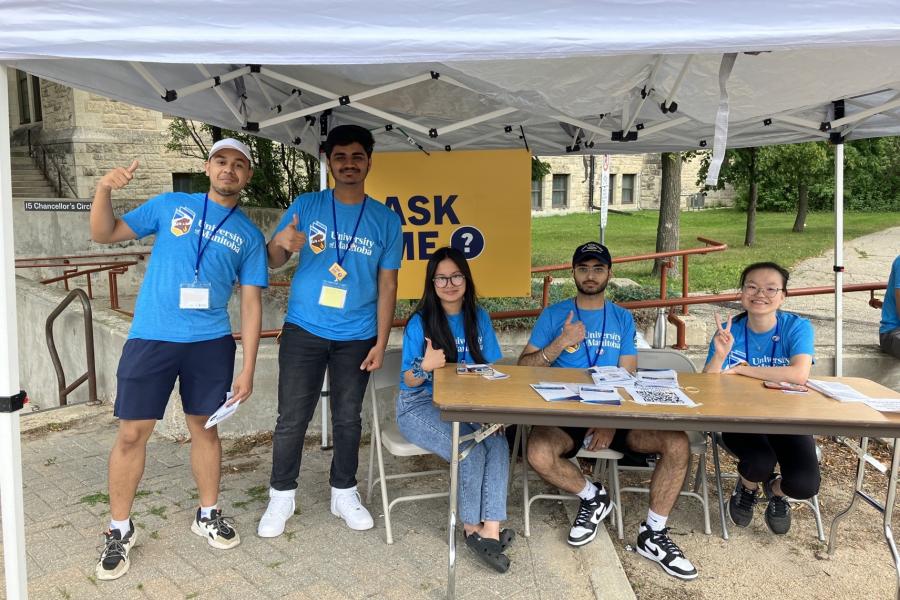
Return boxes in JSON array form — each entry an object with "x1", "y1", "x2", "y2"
[
  {"x1": 880, "y1": 327, "x2": 900, "y2": 359},
  {"x1": 270, "y1": 322, "x2": 376, "y2": 491},
  {"x1": 721, "y1": 432, "x2": 821, "y2": 499}
]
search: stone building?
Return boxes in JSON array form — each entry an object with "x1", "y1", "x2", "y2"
[{"x1": 7, "y1": 68, "x2": 733, "y2": 209}]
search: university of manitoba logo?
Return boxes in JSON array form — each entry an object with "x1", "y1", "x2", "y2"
[
  {"x1": 170, "y1": 206, "x2": 196, "y2": 237},
  {"x1": 309, "y1": 221, "x2": 327, "y2": 254}
]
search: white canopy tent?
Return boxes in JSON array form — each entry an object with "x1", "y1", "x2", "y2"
[{"x1": 1, "y1": 2, "x2": 900, "y2": 597}]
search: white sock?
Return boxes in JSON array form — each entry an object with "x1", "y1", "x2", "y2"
[
  {"x1": 331, "y1": 485, "x2": 358, "y2": 496},
  {"x1": 109, "y1": 517, "x2": 131, "y2": 535},
  {"x1": 646, "y1": 509, "x2": 668, "y2": 531},
  {"x1": 200, "y1": 504, "x2": 217, "y2": 520},
  {"x1": 270, "y1": 487, "x2": 296, "y2": 498},
  {"x1": 576, "y1": 479, "x2": 599, "y2": 500}
]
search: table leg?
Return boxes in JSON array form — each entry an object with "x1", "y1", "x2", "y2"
[
  {"x1": 710, "y1": 433, "x2": 729, "y2": 540},
  {"x1": 828, "y1": 437, "x2": 868, "y2": 555},
  {"x1": 447, "y1": 420, "x2": 459, "y2": 600},
  {"x1": 884, "y1": 439, "x2": 900, "y2": 600}
]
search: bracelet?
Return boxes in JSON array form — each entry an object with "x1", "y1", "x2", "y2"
[
  {"x1": 540, "y1": 348, "x2": 552, "y2": 365},
  {"x1": 411, "y1": 356, "x2": 433, "y2": 382}
]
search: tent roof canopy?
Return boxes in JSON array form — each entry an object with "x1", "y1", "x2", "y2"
[{"x1": 3, "y1": 1, "x2": 900, "y2": 157}]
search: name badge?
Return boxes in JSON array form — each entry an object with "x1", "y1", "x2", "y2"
[
  {"x1": 319, "y1": 282, "x2": 348, "y2": 309},
  {"x1": 180, "y1": 282, "x2": 211, "y2": 310}
]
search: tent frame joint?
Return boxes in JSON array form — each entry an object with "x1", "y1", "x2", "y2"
[
  {"x1": 163, "y1": 89, "x2": 177, "y2": 102},
  {"x1": 0, "y1": 391, "x2": 26, "y2": 413}
]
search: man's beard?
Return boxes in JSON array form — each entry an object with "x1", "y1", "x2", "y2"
[{"x1": 575, "y1": 280, "x2": 607, "y2": 296}]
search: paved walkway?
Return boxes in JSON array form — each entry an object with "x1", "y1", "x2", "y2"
[{"x1": 6, "y1": 405, "x2": 628, "y2": 600}]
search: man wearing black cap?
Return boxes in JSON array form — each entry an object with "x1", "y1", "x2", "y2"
[{"x1": 518, "y1": 242, "x2": 696, "y2": 581}]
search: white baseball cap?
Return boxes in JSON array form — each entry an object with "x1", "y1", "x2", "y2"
[{"x1": 208, "y1": 138, "x2": 252, "y2": 163}]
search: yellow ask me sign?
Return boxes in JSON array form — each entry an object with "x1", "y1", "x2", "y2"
[{"x1": 365, "y1": 149, "x2": 532, "y2": 299}]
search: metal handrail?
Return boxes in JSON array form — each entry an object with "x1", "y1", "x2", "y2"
[
  {"x1": 27, "y1": 135, "x2": 78, "y2": 198},
  {"x1": 45, "y1": 288, "x2": 98, "y2": 407}
]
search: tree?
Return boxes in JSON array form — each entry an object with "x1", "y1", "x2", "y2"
[
  {"x1": 757, "y1": 142, "x2": 831, "y2": 232},
  {"x1": 166, "y1": 118, "x2": 319, "y2": 208},
  {"x1": 695, "y1": 147, "x2": 760, "y2": 246},
  {"x1": 652, "y1": 152, "x2": 681, "y2": 278}
]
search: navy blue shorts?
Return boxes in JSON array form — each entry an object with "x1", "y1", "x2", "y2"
[{"x1": 114, "y1": 335, "x2": 236, "y2": 420}]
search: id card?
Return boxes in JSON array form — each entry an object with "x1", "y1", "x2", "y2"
[
  {"x1": 319, "y1": 281, "x2": 348, "y2": 309},
  {"x1": 180, "y1": 281, "x2": 210, "y2": 309}
]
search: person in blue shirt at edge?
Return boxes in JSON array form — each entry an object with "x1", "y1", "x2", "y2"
[
  {"x1": 89, "y1": 138, "x2": 268, "y2": 581},
  {"x1": 703, "y1": 261, "x2": 818, "y2": 535},
  {"x1": 398, "y1": 246, "x2": 512, "y2": 573},
  {"x1": 259, "y1": 124, "x2": 403, "y2": 537},
  {"x1": 518, "y1": 242, "x2": 697, "y2": 581},
  {"x1": 879, "y1": 254, "x2": 900, "y2": 359}
]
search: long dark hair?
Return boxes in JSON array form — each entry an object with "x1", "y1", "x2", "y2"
[
  {"x1": 412, "y1": 247, "x2": 486, "y2": 364},
  {"x1": 733, "y1": 261, "x2": 790, "y2": 323}
]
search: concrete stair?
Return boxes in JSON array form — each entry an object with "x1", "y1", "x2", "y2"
[{"x1": 10, "y1": 146, "x2": 58, "y2": 198}]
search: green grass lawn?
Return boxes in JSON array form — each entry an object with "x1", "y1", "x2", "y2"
[{"x1": 531, "y1": 208, "x2": 900, "y2": 293}]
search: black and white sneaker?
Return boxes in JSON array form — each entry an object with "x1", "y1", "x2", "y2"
[
  {"x1": 764, "y1": 473, "x2": 792, "y2": 535},
  {"x1": 636, "y1": 522, "x2": 698, "y2": 580},
  {"x1": 728, "y1": 480, "x2": 759, "y2": 528},
  {"x1": 191, "y1": 508, "x2": 241, "y2": 549},
  {"x1": 567, "y1": 483, "x2": 613, "y2": 546},
  {"x1": 95, "y1": 521, "x2": 137, "y2": 581}
]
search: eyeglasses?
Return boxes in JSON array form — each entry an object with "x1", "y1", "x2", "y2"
[
  {"x1": 574, "y1": 266, "x2": 609, "y2": 276},
  {"x1": 742, "y1": 284, "x2": 783, "y2": 298},
  {"x1": 433, "y1": 274, "x2": 466, "y2": 288}
]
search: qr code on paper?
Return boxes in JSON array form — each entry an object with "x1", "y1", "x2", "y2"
[{"x1": 634, "y1": 387, "x2": 683, "y2": 404}]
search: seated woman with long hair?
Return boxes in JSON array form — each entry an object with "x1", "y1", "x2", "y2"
[
  {"x1": 397, "y1": 246, "x2": 512, "y2": 573},
  {"x1": 703, "y1": 261, "x2": 819, "y2": 535}
]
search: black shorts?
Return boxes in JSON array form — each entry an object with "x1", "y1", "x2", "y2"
[
  {"x1": 114, "y1": 335, "x2": 236, "y2": 420},
  {"x1": 560, "y1": 427, "x2": 653, "y2": 466}
]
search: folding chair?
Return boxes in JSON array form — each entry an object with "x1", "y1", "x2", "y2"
[
  {"x1": 711, "y1": 433, "x2": 825, "y2": 541},
  {"x1": 611, "y1": 349, "x2": 712, "y2": 535},
  {"x1": 511, "y1": 424, "x2": 626, "y2": 540},
  {"x1": 365, "y1": 349, "x2": 449, "y2": 544}
]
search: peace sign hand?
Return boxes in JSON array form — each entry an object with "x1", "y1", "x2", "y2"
[{"x1": 712, "y1": 312, "x2": 734, "y2": 358}]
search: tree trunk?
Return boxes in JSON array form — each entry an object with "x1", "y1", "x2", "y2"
[
  {"x1": 211, "y1": 126, "x2": 223, "y2": 143},
  {"x1": 792, "y1": 181, "x2": 808, "y2": 232},
  {"x1": 744, "y1": 147, "x2": 758, "y2": 246},
  {"x1": 651, "y1": 152, "x2": 681, "y2": 278}
]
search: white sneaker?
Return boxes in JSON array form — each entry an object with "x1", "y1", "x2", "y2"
[
  {"x1": 330, "y1": 487, "x2": 374, "y2": 531},
  {"x1": 257, "y1": 488, "x2": 296, "y2": 538}
]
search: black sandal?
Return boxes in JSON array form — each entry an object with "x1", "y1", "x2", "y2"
[
  {"x1": 499, "y1": 528, "x2": 516, "y2": 551},
  {"x1": 465, "y1": 532, "x2": 510, "y2": 573}
]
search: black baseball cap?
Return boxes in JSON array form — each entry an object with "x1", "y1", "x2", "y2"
[{"x1": 572, "y1": 242, "x2": 612, "y2": 267}]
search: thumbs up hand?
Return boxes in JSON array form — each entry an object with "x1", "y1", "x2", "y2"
[
  {"x1": 98, "y1": 160, "x2": 139, "y2": 192},
  {"x1": 421, "y1": 337, "x2": 447, "y2": 373},
  {"x1": 274, "y1": 213, "x2": 307, "y2": 253},
  {"x1": 557, "y1": 310, "x2": 586, "y2": 348}
]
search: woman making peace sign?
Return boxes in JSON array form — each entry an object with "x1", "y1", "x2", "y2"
[{"x1": 703, "y1": 262, "x2": 819, "y2": 535}]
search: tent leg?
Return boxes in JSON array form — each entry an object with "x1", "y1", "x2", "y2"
[
  {"x1": 834, "y1": 142, "x2": 844, "y2": 377},
  {"x1": 0, "y1": 63, "x2": 30, "y2": 600}
]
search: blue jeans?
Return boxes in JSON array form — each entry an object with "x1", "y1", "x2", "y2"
[{"x1": 397, "y1": 387, "x2": 509, "y2": 525}]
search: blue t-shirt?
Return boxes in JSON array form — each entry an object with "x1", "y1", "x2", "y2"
[
  {"x1": 274, "y1": 190, "x2": 403, "y2": 341},
  {"x1": 528, "y1": 298, "x2": 637, "y2": 369},
  {"x1": 704, "y1": 311, "x2": 815, "y2": 369},
  {"x1": 881, "y1": 255, "x2": 900, "y2": 334},
  {"x1": 400, "y1": 307, "x2": 502, "y2": 392},
  {"x1": 122, "y1": 192, "x2": 268, "y2": 343}
]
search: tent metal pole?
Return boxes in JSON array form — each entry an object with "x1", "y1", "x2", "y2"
[
  {"x1": 319, "y1": 151, "x2": 331, "y2": 449},
  {"x1": 0, "y1": 64, "x2": 30, "y2": 600},
  {"x1": 835, "y1": 142, "x2": 844, "y2": 376}
]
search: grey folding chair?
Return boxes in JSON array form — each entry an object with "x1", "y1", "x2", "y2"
[
  {"x1": 365, "y1": 349, "x2": 449, "y2": 544},
  {"x1": 612, "y1": 349, "x2": 712, "y2": 535},
  {"x1": 712, "y1": 433, "x2": 825, "y2": 541},
  {"x1": 511, "y1": 424, "x2": 626, "y2": 540}
]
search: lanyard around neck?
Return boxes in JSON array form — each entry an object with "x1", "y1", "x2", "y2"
[
  {"x1": 331, "y1": 190, "x2": 367, "y2": 268},
  {"x1": 743, "y1": 314, "x2": 781, "y2": 366},
  {"x1": 194, "y1": 194, "x2": 237, "y2": 279},
  {"x1": 574, "y1": 300, "x2": 607, "y2": 367}
]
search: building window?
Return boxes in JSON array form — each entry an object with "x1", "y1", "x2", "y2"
[
  {"x1": 552, "y1": 174, "x2": 569, "y2": 208},
  {"x1": 172, "y1": 173, "x2": 209, "y2": 193},
  {"x1": 621, "y1": 174, "x2": 636, "y2": 205},
  {"x1": 30, "y1": 76, "x2": 42, "y2": 123},
  {"x1": 16, "y1": 70, "x2": 30, "y2": 125},
  {"x1": 531, "y1": 178, "x2": 543, "y2": 210},
  {"x1": 607, "y1": 173, "x2": 617, "y2": 205}
]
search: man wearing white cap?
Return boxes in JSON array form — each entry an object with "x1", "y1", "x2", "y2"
[{"x1": 89, "y1": 138, "x2": 269, "y2": 580}]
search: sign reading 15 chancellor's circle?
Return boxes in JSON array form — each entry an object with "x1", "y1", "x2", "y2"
[{"x1": 363, "y1": 149, "x2": 532, "y2": 300}]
